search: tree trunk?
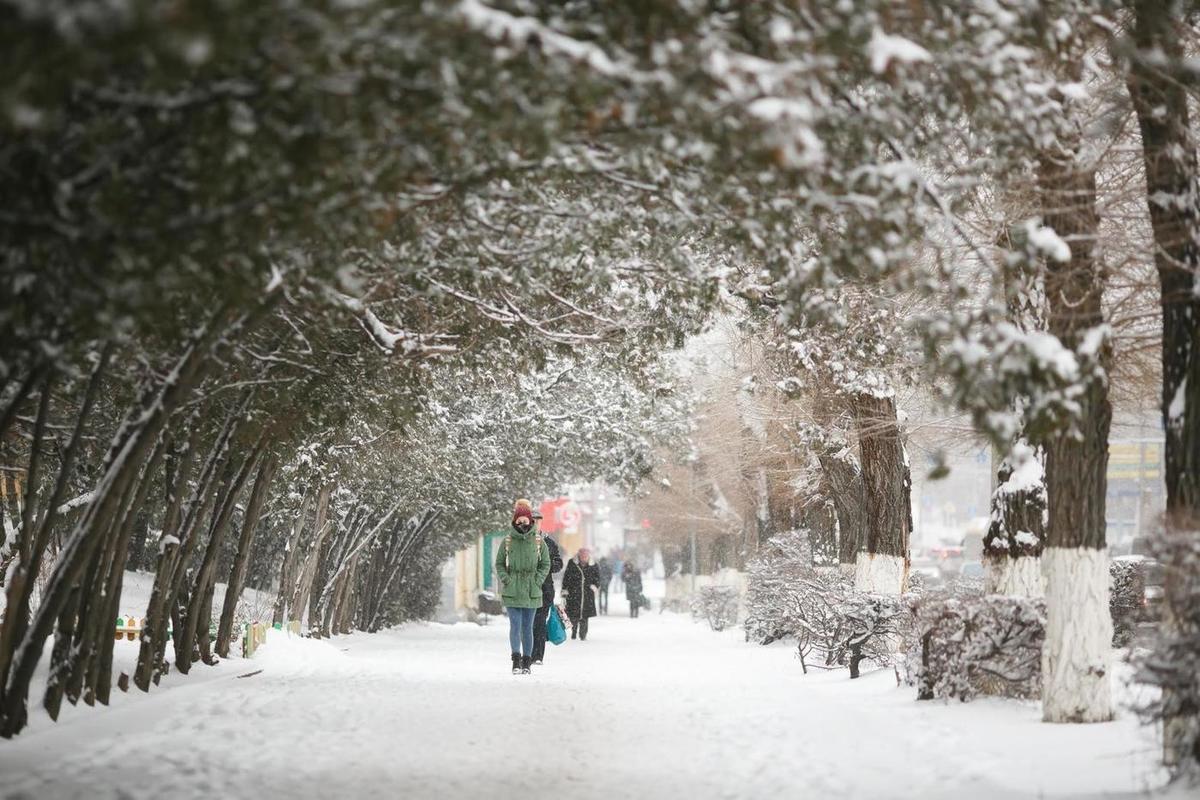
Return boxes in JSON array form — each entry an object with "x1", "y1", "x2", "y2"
[
  {"x1": 1, "y1": 308, "x2": 239, "y2": 736},
  {"x1": 17, "y1": 375, "x2": 53, "y2": 565},
  {"x1": 984, "y1": 441, "x2": 1046, "y2": 598},
  {"x1": 177, "y1": 439, "x2": 264, "y2": 673},
  {"x1": 287, "y1": 482, "x2": 333, "y2": 629},
  {"x1": 802, "y1": 497, "x2": 837, "y2": 566},
  {"x1": 133, "y1": 428, "x2": 200, "y2": 692},
  {"x1": 272, "y1": 488, "x2": 315, "y2": 625},
  {"x1": 141, "y1": 398, "x2": 246, "y2": 687},
  {"x1": 216, "y1": 455, "x2": 276, "y2": 657},
  {"x1": 818, "y1": 451, "x2": 866, "y2": 574},
  {"x1": 850, "y1": 393, "x2": 911, "y2": 595},
  {"x1": 2, "y1": 359, "x2": 193, "y2": 734},
  {"x1": 1038, "y1": 142, "x2": 1113, "y2": 724},
  {"x1": 1124, "y1": 0, "x2": 1200, "y2": 763},
  {"x1": 1126, "y1": 0, "x2": 1200, "y2": 523},
  {"x1": 94, "y1": 435, "x2": 170, "y2": 704}
]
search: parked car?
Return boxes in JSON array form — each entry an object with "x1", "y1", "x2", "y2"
[{"x1": 928, "y1": 543, "x2": 964, "y2": 580}]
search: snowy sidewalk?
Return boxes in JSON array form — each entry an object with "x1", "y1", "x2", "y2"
[{"x1": 0, "y1": 608, "x2": 1167, "y2": 800}]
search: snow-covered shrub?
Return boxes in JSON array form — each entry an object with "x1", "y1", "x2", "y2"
[
  {"x1": 904, "y1": 593, "x2": 1045, "y2": 701},
  {"x1": 837, "y1": 591, "x2": 907, "y2": 679},
  {"x1": 694, "y1": 585, "x2": 740, "y2": 632},
  {"x1": 905, "y1": 570, "x2": 928, "y2": 596},
  {"x1": 1133, "y1": 530, "x2": 1200, "y2": 772},
  {"x1": 744, "y1": 531, "x2": 907, "y2": 677},
  {"x1": 745, "y1": 531, "x2": 810, "y2": 644},
  {"x1": 946, "y1": 575, "x2": 985, "y2": 597},
  {"x1": 1109, "y1": 558, "x2": 1145, "y2": 648}
]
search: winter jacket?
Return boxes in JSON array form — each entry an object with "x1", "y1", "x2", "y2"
[
  {"x1": 597, "y1": 558, "x2": 613, "y2": 588},
  {"x1": 562, "y1": 558, "x2": 600, "y2": 621},
  {"x1": 624, "y1": 567, "x2": 643, "y2": 601},
  {"x1": 541, "y1": 535, "x2": 564, "y2": 607},
  {"x1": 495, "y1": 523, "x2": 551, "y2": 609}
]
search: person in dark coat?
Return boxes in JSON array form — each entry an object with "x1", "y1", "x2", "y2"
[
  {"x1": 561, "y1": 548, "x2": 600, "y2": 640},
  {"x1": 596, "y1": 556, "x2": 613, "y2": 615},
  {"x1": 531, "y1": 515, "x2": 563, "y2": 665},
  {"x1": 624, "y1": 562, "x2": 644, "y2": 618}
]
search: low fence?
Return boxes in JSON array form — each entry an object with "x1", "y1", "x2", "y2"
[
  {"x1": 243, "y1": 620, "x2": 301, "y2": 658},
  {"x1": 115, "y1": 616, "x2": 300, "y2": 658}
]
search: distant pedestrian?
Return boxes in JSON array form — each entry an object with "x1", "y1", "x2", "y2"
[
  {"x1": 596, "y1": 556, "x2": 613, "y2": 615},
  {"x1": 496, "y1": 499, "x2": 551, "y2": 674},
  {"x1": 561, "y1": 548, "x2": 600, "y2": 640},
  {"x1": 624, "y1": 563, "x2": 644, "y2": 618},
  {"x1": 612, "y1": 554, "x2": 624, "y2": 593},
  {"x1": 531, "y1": 512, "x2": 564, "y2": 666}
]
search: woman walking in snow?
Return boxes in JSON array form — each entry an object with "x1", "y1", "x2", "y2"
[
  {"x1": 624, "y1": 562, "x2": 644, "y2": 618},
  {"x1": 495, "y1": 499, "x2": 551, "y2": 674},
  {"x1": 561, "y1": 548, "x2": 600, "y2": 640}
]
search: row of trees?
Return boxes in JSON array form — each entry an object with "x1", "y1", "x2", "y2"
[
  {"x1": 454, "y1": 0, "x2": 1197, "y2": 770},
  {"x1": 0, "y1": 1, "x2": 707, "y2": 738},
  {"x1": 2, "y1": 0, "x2": 1198, "y2": 774}
]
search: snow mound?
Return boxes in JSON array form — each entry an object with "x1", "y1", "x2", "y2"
[{"x1": 251, "y1": 629, "x2": 346, "y2": 673}]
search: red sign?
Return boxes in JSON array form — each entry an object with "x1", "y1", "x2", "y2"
[{"x1": 538, "y1": 498, "x2": 570, "y2": 533}]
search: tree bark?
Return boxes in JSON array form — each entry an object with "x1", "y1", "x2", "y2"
[
  {"x1": 216, "y1": 454, "x2": 277, "y2": 657},
  {"x1": 984, "y1": 442, "x2": 1046, "y2": 598},
  {"x1": 133, "y1": 428, "x2": 200, "y2": 692},
  {"x1": 176, "y1": 436, "x2": 265, "y2": 673},
  {"x1": 1126, "y1": 0, "x2": 1200, "y2": 523},
  {"x1": 93, "y1": 434, "x2": 170, "y2": 705},
  {"x1": 17, "y1": 374, "x2": 53, "y2": 565},
  {"x1": 286, "y1": 482, "x2": 333, "y2": 629},
  {"x1": 850, "y1": 393, "x2": 911, "y2": 595},
  {"x1": 272, "y1": 488, "x2": 315, "y2": 625},
  {"x1": 1124, "y1": 0, "x2": 1200, "y2": 764},
  {"x1": 819, "y1": 451, "x2": 866, "y2": 572},
  {"x1": 1038, "y1": 140, "x2": 1113, "y2": 724},
  {"x1": 1, "y1": 350, "x2": 199, "y2": 735}
]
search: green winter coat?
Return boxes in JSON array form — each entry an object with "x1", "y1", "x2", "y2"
[{"x1": 495, "y1": 525, "x2": 551, "y2": 609}]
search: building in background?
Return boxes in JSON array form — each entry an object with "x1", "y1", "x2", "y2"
[{"x1": 910, "y1": 430, "x2": 1165, "y2": 555}]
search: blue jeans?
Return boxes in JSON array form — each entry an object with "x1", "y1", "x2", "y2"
[{"x1": 507, "y1": 607, "x2": 537, "y2": 656}]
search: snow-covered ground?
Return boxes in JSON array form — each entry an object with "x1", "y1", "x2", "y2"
[{"x1": 0, "y1": 594, "x2": 1170, "y2": 799}]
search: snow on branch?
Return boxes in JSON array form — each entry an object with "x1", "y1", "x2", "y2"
[
  {"x1": 328, "y1": 290, "x2": 458, "y2": 358},
  {"x1": 456, "y1": 0, "x2": 642, "y2": 82}
]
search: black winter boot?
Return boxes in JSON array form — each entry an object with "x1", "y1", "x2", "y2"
[
  {"x1": 520, "y1": 656, "x2": 532, "y2": 675},
  {"x1": 511, "y1": 653, "x2": 521, "y2": 674}
]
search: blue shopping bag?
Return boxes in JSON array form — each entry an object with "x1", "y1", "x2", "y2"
[{"x1": 547, "y1": 605, "x2": 567, "y2": 645}]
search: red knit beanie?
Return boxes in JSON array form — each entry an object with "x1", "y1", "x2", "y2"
[{"x1": 513, "y1": 498, "x2": 533, "y2": 526}]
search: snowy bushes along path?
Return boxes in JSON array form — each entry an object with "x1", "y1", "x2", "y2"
[{"x1": 0, "y1": 612, "x2": 1166, "y2": 800}]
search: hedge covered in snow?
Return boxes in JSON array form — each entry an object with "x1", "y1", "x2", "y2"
[
  {"x1": 902, "y1": 592, "x2": 1045, "y2": 701},
  {"x1": 745, "y1": 532, "x2": 906, "y2": 678}
]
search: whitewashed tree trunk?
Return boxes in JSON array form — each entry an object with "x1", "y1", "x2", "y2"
[
  {"x1": 1041, "y1": 547, "x2": 1112, "y2": 722},
  {"x1": 985, "y1": 554, "x2": 1044, "y2": 598},
  {"x1": 854, "y1": 552, "x2": 907, "y2": 595},
  {"x1": 850, "y1": 393, "x2": 911, "y2": 595},
  {"x1": 1038, "y1": 125, "x2": 1113, "y2": 725}
]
